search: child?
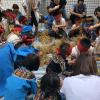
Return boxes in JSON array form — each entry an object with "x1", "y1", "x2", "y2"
[
  {"x1": 4, "y1": 54, "x2": 40, "y2": 100},
  {"x1": 7, "y1": 25, "x2": 22, "y2": 45},
  {"x1": 12, "y1": 4, "x2": 23, "y2": 25},
  {"x1": 34, "y1": 73, "x2": 65, "y2": 100},
  {"x1": 49, "y1": 12, "x2": 67, "y2": 38},
  {"x1": 14, "y1": 25, "x2": 40, "y2": 70},
  {"x1": 46, "y1": 42, "x2": 73, "y2": 74},
  {"x1": 71, "y1": 38, "x2": 95, "y2": 59},
  {"x1": 18, "y1": 15, "x2": 28, "y2": 25}
]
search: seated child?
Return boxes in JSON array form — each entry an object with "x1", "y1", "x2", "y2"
[
  {"x1": 12, "y1": 4, "x2": 23, "y2": 25},
  {"x1": 49, "y1": 12, "x2": 67, "y2": 38},
  {"x1": 4, "y1": 54, "x2": 40, "y2": 100},
  {"x1": 71, "y1": 38, "x2": 95, "y2": 59},
  {"x1": 14, "y1": 25, "x2": 40, "y2": 69},
  {"x1": 34, "y1": 73, "x2": 65, "y2": 100},
  {"x1": 46, "y1": 42, "x2": 73, "y2": 74},
  {"x1": 7, "y1": 25, "x2": 22, "y2": 45},
  {"x1": 18, "y1": 15, "x2": 28, "y2": 26},
  {"x1": 43, "y1": 6, "x2": 55, "y2": 29},
  {"x1": 82, "y1": 16, "x2": 97, "y2": 41}
]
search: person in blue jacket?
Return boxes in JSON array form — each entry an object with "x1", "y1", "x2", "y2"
[
  {"x1": 0, "y1": 43, "x2": 16, "y2": 97},
  {"x1": 4, "y1": 53, "x2": 40, "y2": 100},
  {"x1": 14, "y1": 25, "x2": 39, "y2": 70}
]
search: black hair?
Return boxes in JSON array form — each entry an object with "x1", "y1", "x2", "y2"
[
  {"x1": 60, "y1": 43, "x2": 71, "y2": 59},
  {"x1": 78, "y1": 0, "x2": 84, "y2": 3},
  {"x1": 15, "y1": 54, "x2": 40, "y2": 71},
  {"x1": 46, "y1": 60, "x2": 62, "y2": 74},
  {"x1": 80, "y1": 38, "x2": 91, "y2": 49},
  {"x1": 14, "y1": 24, "x2": 22, "y2": 28},
  {"x1": 12, "y1": 4, "x2": 19, "y2": 9},
  {"x1": 40, "y1": 73, "x2": 61, "y2": 100},
  {"x1": 94, "y1": 6, "x2": 100, "y2": 15}
]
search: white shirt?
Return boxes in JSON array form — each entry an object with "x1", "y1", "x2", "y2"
[
  {"x1": 61, "y1": 74, "x2": 100, "y2": 100},
  {"x1": 0, "y1": 2, "x2": 5, "y2": 11},
  {"x1": 71, "y1": 46, "x2": 95, "y2": 58},
  {"x1": 53, "y1": 18, "x2": 66, "y2": 31},
  {"x1": 7, "y1": 33, "x2": 21, "y2": 44}
]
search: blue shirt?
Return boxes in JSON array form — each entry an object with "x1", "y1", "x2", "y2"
[
  {"x1": 16, "y1": 45, "x2": 39, "y2": 56},
  {"x1": 72, "y1": 4, "x2": 86, "y2": 14},
  {"x1": 4, "y1": 75, "x2": 37, "y2": 100},
  {"x1": 0, "y1": 43, "x2": 16, "y2": 96}
]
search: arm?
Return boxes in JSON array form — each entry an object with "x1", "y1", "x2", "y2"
[
  {"x1": 22, "y1": 0, "x2": 28, "y2": 15},
  {"x1": 54, "y1": 19, "x2": 67, "y2": 29},
  {"x1": 69, "y1": 4, "x2": 86, "y2": 18},
  {"x1": 48, "y1": 5, "x2": 60, "y2": 13},
  {"x1": 69, "y1": 9, "x2": 83, "y2": 18},
  {"x1": 89, "y1": 23, "x2": 100, "y2": 30}
]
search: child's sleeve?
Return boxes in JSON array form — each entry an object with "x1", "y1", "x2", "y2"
[
  {"x1": 27, "y1": 79, "x2": 38, "y2": 95},
  {"x1": 31, "y1": 79, "x2": 37, "y2": 95},
  {"x1": 8, "y1": 43, "x2": 17, "y2": 62}
]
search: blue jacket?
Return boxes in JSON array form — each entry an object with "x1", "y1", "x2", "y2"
[
  {"x1": 4, "y1": 74, "x2": 37, "y2": 100},
  {"x1": 0, "y1": 43, "x2": 16, "y2": 96}
]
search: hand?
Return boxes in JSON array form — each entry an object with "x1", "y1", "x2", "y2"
[
  {"x1": 68, "y1": 59, "x2": 76, "y2": 65},
  {"x1": 89, "y1": 26, "x2": 94, "y2": 30},
  {"x1": 78, "y1": 14, "x2": 83, "y2": 18},
  {"x1": 52, "y1": 27, "x2": 58, "y2": 32},
  {"x1": 54, "y1": 5, "x2": 60, "y2": 10},
  {"x1": 69, "y1": 9, "x2": 73, "y2": 13}
]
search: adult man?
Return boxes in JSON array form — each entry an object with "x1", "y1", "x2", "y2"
[
  {"x1": 22, "y1": 0, "x2": 40, "y2": 35},
  {"x1": 70, "y1": 0, "x2": 86, "y2": 24}
]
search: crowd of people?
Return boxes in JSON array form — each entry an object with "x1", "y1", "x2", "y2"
[{"x1": 0, "y1": 0, "x2": 100, "y2": 100}]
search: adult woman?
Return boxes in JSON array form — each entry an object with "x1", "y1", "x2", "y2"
[{"x1": 61, "y1": 53, "x2": 100, "y2": 100}]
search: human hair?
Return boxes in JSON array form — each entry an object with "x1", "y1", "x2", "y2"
[
  {"x1": 74, "y1": 53, "x2": 97, "y2": 75},
  {"x1": 46, "y1": 60, "x2": 62, "y2": 74},
  {"x1": 12, "y1": 4, "x2": 19, "y2": 9},
  {"x1": 15, "y1": 54, "x2": 40, "y2": 71},
  {"x1": 59, "y1": 42, "x2": 72, "y2": 59},
  {"x1": 40, "y1": 73, "x2": 61, "y2": 100},
  {"x1": 78, "y1": 0, "x2": 84, "y2": 3},
  {"x1": 14, "y1": 24, "x2": 22, "y2": 29},
  {"x1": 94, "y1": 6, "x2": 100, "y2": 15}
]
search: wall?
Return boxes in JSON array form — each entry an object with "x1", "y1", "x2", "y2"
[{"x1": 2, "y1": 0, "x2": 100, "y2": 15}]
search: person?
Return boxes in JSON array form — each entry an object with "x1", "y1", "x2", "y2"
[
  {"x1": 47, "y1": 0, "x2": 67, "y2": 21},
  {"x1": 60, "y1": 53, "x2": 100, "y2": 100},
  {"x1": 0, "y1": 24, "x2": 5, "y2": 43},
  {"x1": 12, "y1": 4, "x2": 23, "y2": 25},
  {"x1": 18, "y1": 15, "x2": 28, "y2": 25},
  {"x1": 49, "y1": 12, "x2": 67, "y2": 38},
  {"x1": 59, "y1": 0, "x2": 67, "y2": 21},
  {"x1": 0, "y1": 43, "x2": 16, "y2": 97},
  {"x1": 4, "y1": 54, "x2": 40, "y2": 100},
  {"x1": 0, "y1": 0, "x2": 5, "y2": 22},
  {"x1": 6, "y1": 25, "x2": 22, "y2": 45},
  {"x1": 89, "y1": 6, "x2": 100, "y2": 30},
  {"x1": 71, "y1": 38, "x2": 94, "y2": 59},
  {"x1": 34, "y1": 73, "x2": 65, "y2": 100},
  {"x1": 46, "y1": 42, "x2": 72, "y2": 74},
  {"x1": 70, "y1": 0, "x2": 86, "y2": 24},
  {"x1": 22, "y1": 0, "x2": 41, "y2": 35}
]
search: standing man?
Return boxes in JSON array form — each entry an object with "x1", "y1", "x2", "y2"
[
  {"x1": 70, "y1": 0, "x2": 86, "y2": 24},
  {"x1": 22, "y1": 0, "x2": 40, "y2": 35}
]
